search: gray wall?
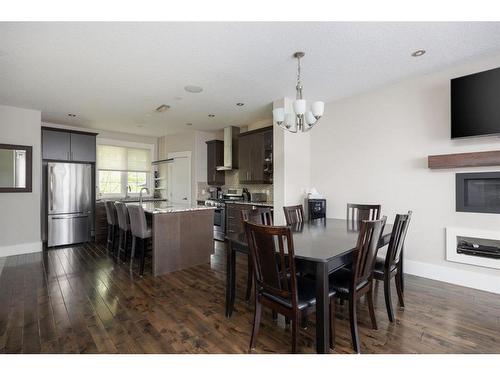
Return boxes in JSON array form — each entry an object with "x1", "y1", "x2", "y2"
[{"x1": 0, "y1": 104, "x2": 42, "y2": 256}]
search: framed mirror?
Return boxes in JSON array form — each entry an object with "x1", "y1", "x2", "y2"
[{"x1": 0, "y1": 144, "x2": 32, "y2": 193}]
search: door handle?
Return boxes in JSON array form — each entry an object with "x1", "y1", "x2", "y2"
[{"x1": 49, "y1": 166, "x2": 54, "y2": 212}]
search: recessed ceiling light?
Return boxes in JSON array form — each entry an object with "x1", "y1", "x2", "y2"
[
  {"x1": 68, "y1": 113, "x2": 76, "y2": 117},
  {"x1": 155, "y1": 104, "x2": 170, "y2": 112},
  {"x1": 236, "y1": 103, "x2": 245, "y2": 106},
  {"x1": 208, "y1": 114, "x2": 215, "y2": 118},
  {"x1": 411, "y1": 49, "x2": 426, "y2": 57},
  {"x1": 137, "y1": 124, "x2": 144, "y2": 128},
  {"x1": 184, "y1": 85, "x2": 203, "y2": 93},
  {"x1": 186, "y1": 123, "x2": 193, "y2": 126}
]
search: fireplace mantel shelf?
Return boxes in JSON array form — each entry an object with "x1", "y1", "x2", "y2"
[{"x1": 428, "y1": 150, "x2": 500, "y2": 169}]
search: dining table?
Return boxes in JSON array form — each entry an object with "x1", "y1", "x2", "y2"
[{"x1": 225, "y1": 218, "x2": 393, "y2": 354}]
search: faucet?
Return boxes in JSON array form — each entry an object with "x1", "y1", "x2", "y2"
[
  {"x1": 139, "y1": 187, "x2": 150, "y2": 205},
  {"x1": 125, "y1": 185, "x2": 131, "y2": 199}
]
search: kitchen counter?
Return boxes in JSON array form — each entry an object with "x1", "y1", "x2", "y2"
[
  {"x1": 126, "y1": 201, "x2": 215, "y2": 214},
  {"x1": 97, "y1": 197, "x2": 167, "y2": 203},
  {"x1": 225, "y1": 201, "x2": 274, "y2": 207},
  {"x1": 124, "y1": 201, "x2": 214, "y2": 277}
]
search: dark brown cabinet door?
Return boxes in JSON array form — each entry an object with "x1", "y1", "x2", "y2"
[
  {"x1": 70, "y1": 133, "x2": 96, "y2": 162},
  {"x1": 238, "y1": 127, "x2": 273, "y2": 184},
  {"x1": 238, "y1": 134, "x2": 251, "y2": 183},
  {"x1": 206, "y1": 140, "x2": 225, "y2": 186},
  {"x1": 42, "y1": 129, "x2": 71, "y2": 161}
]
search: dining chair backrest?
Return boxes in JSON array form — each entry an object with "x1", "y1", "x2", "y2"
[
  {"x1": 244, "y1": 221, "x2": 298, "y2": 309},
  {"x1": 346, "y1": 203, "x2": 381, "y2": 230},
  {"x1": 114, "y1": 201, "x2": 130, "y2": 232},
  {"x1": 283, "y1": 205, "x2": 305, "y2": 225},
  {"x1": 104, "y1": 201, "x2": 118, "y2": 226},
  {"x1": 385, "y1": 211, "x2": 412, "y2": 268},
  {"x1": 352, "y1": 217, "x2": 386, "y2": 286},
  {"x1": 241, "y1": 207, "x2": 273, "y2": 226},
  {"x1": 127, "y1": 204, "x2": 149, "y2": 239}
]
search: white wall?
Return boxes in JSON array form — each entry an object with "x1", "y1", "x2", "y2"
[
  {"x1": 0, "y1": 105, "x2": 42, "y2": 257},
  {"x1": 310, "y1": 54, "x2": 500, "y2": 293}
]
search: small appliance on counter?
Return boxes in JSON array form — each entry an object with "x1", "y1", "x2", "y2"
[{"x1": 250, "y1": 192, "x2": 268, "y2": 203}]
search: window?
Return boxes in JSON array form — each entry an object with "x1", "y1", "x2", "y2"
[{"x1": 97, "y1": 143, "x2": 153, "y2": 197}]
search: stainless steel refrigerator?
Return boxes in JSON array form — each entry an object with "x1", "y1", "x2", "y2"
[{"x1": 47, "y1": 162, "x2": 92, "y2": 247}]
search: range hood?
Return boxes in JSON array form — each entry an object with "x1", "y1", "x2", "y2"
[{"x1": 216, "y1": 126, "x2": 240, "y2": 171}]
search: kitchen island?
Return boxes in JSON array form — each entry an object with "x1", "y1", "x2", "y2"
[{"x1": 131, "y1": 201, "x2": 215, "y2": 276}]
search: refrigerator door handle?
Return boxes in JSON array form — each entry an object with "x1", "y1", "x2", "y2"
[
  {"x1": 51, "y1": 214, "x2": 88, "y2": 220},
  {"x1": 49, "y1": 165, "x2": 54, "y2": 212}
]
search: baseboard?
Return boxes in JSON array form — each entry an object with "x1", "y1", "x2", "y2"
[
  {"x1": 0, "y1": 241, "x2": 42, "y2": 258},
  {"x1": 404, "y1": 259, "x2": 500, "y2": 295}
]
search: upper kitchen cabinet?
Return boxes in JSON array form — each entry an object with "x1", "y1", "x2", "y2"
[
  {"x1": 206, "y1": 140, "x2": 225, "y2": 186},
  {"x1": 70, "y1": 133, "x2": 96, "y2": 162},
  {"x1": 42, "y1": 127, "x2": 97, "y2": 162},
  {"x1": 238, "y1": 126, "x2": 273, "y2": 184}
]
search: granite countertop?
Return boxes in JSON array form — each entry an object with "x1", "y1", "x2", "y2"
[
  {"x1": 97, "y1": 197, "x2": 167, "y2": 203},
  {"x1": 225, "y1": 201, "x2": 274, "y2": 207},
  {"x1": 126, "y1": 201, "x2": 215, "y2": 214}
]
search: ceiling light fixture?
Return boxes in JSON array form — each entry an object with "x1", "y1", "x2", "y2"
[
  {"x1": 185, "y1": 123, "x2": 193, "y2": 126},
  {"x1": 155, "y1": 104, "x2": 170, "y2": 112},
  {"x1": 411, "y1": 49, "x2": 426, "y2": 57},
  {"x1": 273, "y1": 52, "x2": 324, "y2": 133},
  {"x1": 208, "y1": 114, "x2": 215, "y2": 118},
  {"x1": 184, "y1": 85, "x2": 203, "y2": 93},
  {"x1": 236, "y1": 103, "x2": 245, "y2": 106},
  {"x1": 68, "y1": 113, "x2": 76, "y2": 117}
]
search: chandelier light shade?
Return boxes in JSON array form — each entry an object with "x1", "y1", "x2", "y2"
[{"x1": 273, "y1": 52, "x2": 325, "y2": 133}]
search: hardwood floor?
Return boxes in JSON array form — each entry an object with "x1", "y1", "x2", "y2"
[{"x1": 0, "y1": 241, "x2": 499, "y2": 354}]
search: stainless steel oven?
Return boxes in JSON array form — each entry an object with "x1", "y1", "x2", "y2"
[{"x1": 213, "y1": 206, "x2": 226, "y2": 242}]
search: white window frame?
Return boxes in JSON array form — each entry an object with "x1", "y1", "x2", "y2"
[{"x1": 96, "y1": 138, "x2": 155, "y2": 198}]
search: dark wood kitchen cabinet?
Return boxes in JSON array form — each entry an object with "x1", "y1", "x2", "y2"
[
  {"x1": 238, "y1": 126, "x2": 273, "y2": 184},
  {"x1": 42, "y1": 127, "x2": 97, "y2": 162},
  {"x1": 206, "y1": 140, "x2": 225, "y2": 186}
]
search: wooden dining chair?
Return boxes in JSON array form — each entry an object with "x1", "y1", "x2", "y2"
[
  {"x1": 245, "y1": 221, "x2": 334, "y2": 353},
  {"x1": 346, "y1": 203, "x2": 381, "y2": 231},
  {"x1": 241, "y1": 207, "x2": 273, "y2": 301},
  {"x1": 373, "y1": 211, "x2": 412, "y2": 322},
  {"x1": 329, "y1": 216, "x2": 386, "y2": 353},
  {"x1": 283, "y1": 205, "x2": 305, "y2": 225}
]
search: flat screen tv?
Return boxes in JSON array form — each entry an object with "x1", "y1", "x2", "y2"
[{"x1": 451, "y1": 67, "x2": 500, "y2": 139}]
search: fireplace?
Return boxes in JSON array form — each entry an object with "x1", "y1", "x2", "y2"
[{"x1": 456, "y1": 172, "x2": 500, "y2": 214}]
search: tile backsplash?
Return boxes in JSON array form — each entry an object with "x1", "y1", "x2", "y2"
[{"x1": 197, "y1": 169, "x2": 273, "y2": 202}]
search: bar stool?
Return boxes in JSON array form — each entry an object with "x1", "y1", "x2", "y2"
[
  {"x1": 127, "y1": 204, "x2": 152, "y2": 276},
  {"x1": 114, "y1": 201, "x2": 131, "y2": 262},
  {"x1": 104, "y1": 201, "x2": 118, "y2": 255}
]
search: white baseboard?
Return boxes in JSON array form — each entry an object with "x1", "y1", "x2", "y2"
[
  {"x1": 0, "y1": 241, "x2": 42, "y2": 258},
  {"x1": 405, "y1": 259, "x2": 500, "y2": 295}
]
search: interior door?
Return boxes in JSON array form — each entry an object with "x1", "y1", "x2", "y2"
[{"x1": 168, "y1": 157, "x2": 191, "y2": 204}]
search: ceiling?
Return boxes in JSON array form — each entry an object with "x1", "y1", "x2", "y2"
[{"x1": 1, "y1": 22, "x2": 500, "y2": 137}]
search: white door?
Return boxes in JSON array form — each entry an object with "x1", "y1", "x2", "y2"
[{"x1": 168, "y1": 156, "x2": 191, "y2": 204}]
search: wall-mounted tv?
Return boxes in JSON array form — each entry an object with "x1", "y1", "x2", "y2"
[{"x1": 451, "y1": 67, "x2": 500, "y2": 139}]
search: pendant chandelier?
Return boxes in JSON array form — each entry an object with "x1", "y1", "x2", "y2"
[{"x1": 272, "y1": 52, "x2": 325, "y2": 133}]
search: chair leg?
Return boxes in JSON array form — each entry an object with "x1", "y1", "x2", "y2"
[
  {"x1": 395, "y1": 273, "x2": 405, "y2": 310},
  {"x1": 122, "y1": 231, "x2": 128, "y2": 262},
  {"x1": 301, "y1": 316, "x2": 308, "y2": 329},
  {"x1": 139, "y1": 238, "x2": 146, "y2": 276},
  {"x1": 106, "y1": 224, "x2": 112, "y2": 252},
  {"x1": 245, "y1": 255, "x2": 252, "y2": 302},
  {"x1": 367, "y1": 285, "x2": 378, "y2": 330},
  {"x1": 130, "y1": 236, "x2": 136, "y2": 271},
  {"x1": 291, "y1": 317, "x2": 299, "y2": 354},
  {"x1": 249, "y1": 298, "x2": 262, "y2": 351},
  {"x1": 348, "y1": 294, "x2": 360, "y2": 353},
  {"x1": 117, "y1": 229, "x2": 124, "y2": 261},
  {"x1": 329, "y1": 298, "x2": 336, "y2": 350},
  {"x1": 384, "y1": 275, "x2": 395, "y2": 322}
]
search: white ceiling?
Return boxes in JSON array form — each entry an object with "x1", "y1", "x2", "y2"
[{"x1": 1, "y1": 22, "x2": 500, "y2": 137}]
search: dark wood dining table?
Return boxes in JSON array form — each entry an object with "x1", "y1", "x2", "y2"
[{"x1": 225, "y1": 218, "x2": 393, "y2": 354}]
